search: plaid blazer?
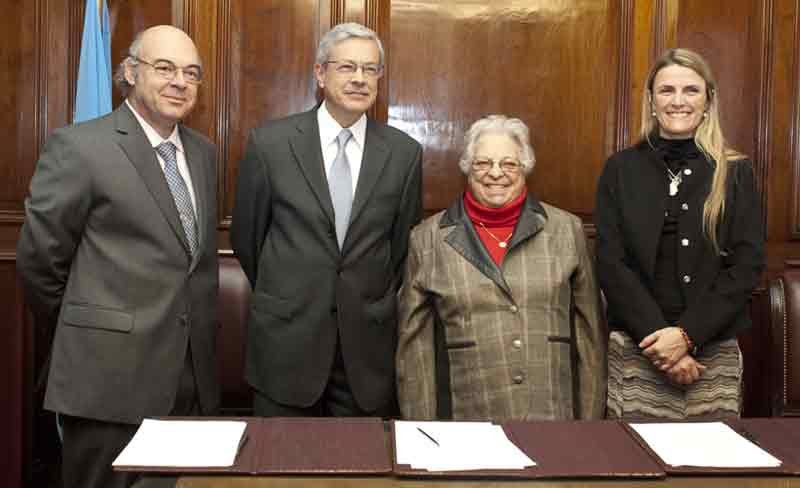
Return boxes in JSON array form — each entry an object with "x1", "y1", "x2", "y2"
[{"x1": 397, "y1": 194, "x2": 607, "y2": 421}]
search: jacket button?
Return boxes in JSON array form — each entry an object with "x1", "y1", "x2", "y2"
[
  {"x1": 681, "y1": 203, "x2": 689, "y2": 211},
  {"x1": 512, "y1": 373, "x2": 525, "y2": 384},
  {"x1": 330, "y1": 306, "x2": 337, "y2": 316},
  {"x1": 512, "y1": 339, "x2": 522, "y2": 349},
  {"x1": 683, "y1": 275, "x2": 692, "y2": 284},
  {"x1": 681, "y1": 238, "x2": 689, "y2": 247},
  {"x1": 179, "y1": 314, "x2": 188, "y2": 327},
  {"x1": 684, "y1": 168, "x2": 692, "y2": 176},
  {"x1": 509, "y1": 305, "x2": 519, "y2": 313}
]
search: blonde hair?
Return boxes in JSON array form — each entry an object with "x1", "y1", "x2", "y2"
[{"x1": 640, "y1": 48, "x2": 745, "y2": 253}]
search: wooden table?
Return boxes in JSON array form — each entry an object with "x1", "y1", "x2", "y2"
[{"x1": 176, "y1": 476, "x2": 800, "y2": 488}]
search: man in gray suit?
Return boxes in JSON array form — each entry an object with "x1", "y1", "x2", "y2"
[
  {"x1": 17, "y1": 25, "x2": 218, "y2": 488},
  {"x1": 231, "y1": 23, "x2": 422, "y2": 417}
]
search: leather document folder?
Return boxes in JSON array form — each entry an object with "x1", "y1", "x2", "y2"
[
  {"x1": 115, "y1": 417, "x2": 392, "y2": 475},
  {"x1": 623, "y1": 417, "x2": 800, "y2": 476},
  {"x1": 391, "y1": 420, "x2": 665, "y2": 479}
]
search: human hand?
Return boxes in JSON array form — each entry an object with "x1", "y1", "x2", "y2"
[
  {"x1": 640, "y1": 326, "x2": 689, "y2": 371},
  {"x1": 665, "y1": 355, "x2": 706, "y2": 385}
]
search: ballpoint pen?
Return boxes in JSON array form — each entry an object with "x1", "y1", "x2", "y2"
[{"x1": 417, "y1": 426, "x2": 440, "y2": 447}]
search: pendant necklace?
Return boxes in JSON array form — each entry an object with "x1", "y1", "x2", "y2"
[
  {"x1": 478, "y1": 222, "x2": 513, "y2": 248},
  {"x1": 666, "y1": 167, "x2": 682, "y2": 197}
]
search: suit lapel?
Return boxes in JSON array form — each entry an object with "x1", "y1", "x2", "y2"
[
  {"x1": 506, "y1": 195, "x2": 547, "y2": 252},
  {"x1": 348, "y1": 119, "x2": 390, "y2": 229},
  {"x1": 441, "y1": 198, "x2": 512, "y2": 296},
  {"x1": 114, "y1": 104, "x2": 192, "y2": 257},
  {"x1": 181, "y1": 127, "x2": 208, "y2": 269},
  {"x1": 288, "y1": 111, "x2": 336, "y2": 226}
]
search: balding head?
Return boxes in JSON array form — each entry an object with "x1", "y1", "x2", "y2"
[
  {"x1": 116, "y1": 25, "x2": 203, "y2": 137},
  {"x1": 114, "y1": 25, "x2": 201, "y2": 96}
]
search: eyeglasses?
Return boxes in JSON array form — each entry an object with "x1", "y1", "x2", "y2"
[
  {"x1": 133, "y1": 56, "x2": 204, "y2": 84},
  {"x1": 471, "y1": 158, "x2": 523, "y2": 174},
  {"x1": 323, "y1": 60, "x2": 384, "y2": 78}
]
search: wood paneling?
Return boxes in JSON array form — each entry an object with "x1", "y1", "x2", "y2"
[
  {"x1": 3, "y1": 1, "x2": 800, "y2": 485},
  {"x1": 108, "y1": 0, "x2": 173, "y2": 105},
  {"x1": 389, "y1": 1, "x2": 622, "y2": 219},
  {"x1": 186, "y1": 0, "x2": 323, "y2": 226},
  {"x1": 0, "y1": 262, "x2": 29, "y2": 488}
]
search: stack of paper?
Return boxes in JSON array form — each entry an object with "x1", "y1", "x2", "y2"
[
  {"x1": 112, "y1": 419, "x2": 248, "y2": 468},
  {"x1": 629, "y1": 422, "x2": 782, "y2": 468},
  {"x1": 394, "y1": 421, "x2": 535, "y2": 471}
]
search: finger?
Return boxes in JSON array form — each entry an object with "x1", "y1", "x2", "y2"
[
  {"x1": 639, "y1": 333, "x2": 658, "y2": 349},
  {"x1": 642, "y1": 347, "x2": 657, "y2": 360}
]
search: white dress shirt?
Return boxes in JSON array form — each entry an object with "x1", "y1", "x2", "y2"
[
  {"x1": 317, "y1": 101, "x2": 366, "y2": 191},
  {"x1": 125, "y1": 100, "x2": 198, "y2": 215}
]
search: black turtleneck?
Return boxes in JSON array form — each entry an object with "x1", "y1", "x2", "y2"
[{"x1": 653, "y1": 136, "x2": 701, "y2": 324}]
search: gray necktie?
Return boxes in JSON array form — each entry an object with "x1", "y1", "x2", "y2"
[
  {"x1": 329, "y1": 129, "x2": 353, "y2": 249},
  {"x1": 155, "y1": 141, "x2": 199, "y2": 257}
]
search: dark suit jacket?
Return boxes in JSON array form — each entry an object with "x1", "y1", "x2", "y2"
[
  {"x1": 231, "y1": 108, "x2": 423, "y2": 412},
  {"x1": 594, "y1": 142, "x2": 764, "y2": 348},
  {"x1": 16, "y1": 104, "x2": 220, "y2": 424}
]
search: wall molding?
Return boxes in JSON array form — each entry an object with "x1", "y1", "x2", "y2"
[
  {"x1": 756, "y1": 0, "x2": 774, "y2": 236},
  {"x1": 790, "y1": 0, "x2": 800, "y2": 239},
  {"x1": 652, "y1": 0, "x2": 678, "y2": 58},
  {"x1": 214, "y1": 0, "x2": 232, "y2": 228},
  {"x1": 613, "y1": 0, "x2": 634, "y2": 153}
]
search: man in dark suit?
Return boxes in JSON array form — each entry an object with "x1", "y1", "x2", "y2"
[
  {"x1": 17, "y1": 25, "x2": 218, "y2": 488},
  {"x1": 231, "y1": 22, "x2": 423, "y2": 417}
]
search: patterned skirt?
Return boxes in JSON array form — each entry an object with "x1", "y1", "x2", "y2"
[{"x1": 607, "y1": 330, "x2": 742, "y2": 420}]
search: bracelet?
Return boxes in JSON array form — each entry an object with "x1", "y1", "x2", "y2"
[{"x1": 678, "y1": 327, "x2": 696, "y2": 355}]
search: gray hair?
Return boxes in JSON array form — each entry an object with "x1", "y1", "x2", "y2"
[
  {"x1": 458, "y1": 115, "x2": 536, "y2": 175},
  {"x1": 315, "y1": 22, "x2": 384, "y2": 66},
  {"x1": 113, "y1": 31, "x2": 145, "y2": 96}
]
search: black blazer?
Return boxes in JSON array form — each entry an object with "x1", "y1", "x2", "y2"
[
  {"x1": 594, "y1": 142, "x2": 764, "y2": 348},
  {"x1": 231, "y1": 109, "x2": 423, "y2": 412}
]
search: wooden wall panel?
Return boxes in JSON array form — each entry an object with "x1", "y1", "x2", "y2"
[
  {"x1": 108, "y1": 0, "x2": 173, "y2": 105},
  {"x1": 388, "y1": 1, "x2": 623, "y2": 219},
  {"x1": 672, "y1": 1, "x2": 766, "y2": 160},
  {"x1": 0, "y1": 262, "x2": 28, "y2": 488},
  {"x1": 186, "y1": 0, "x2": 323, "y2": 229},
  {"x1": 771, "y1": 0, "x2": 799, "y2": 272},
  {"x1": 0, "y1": 0, "x2": 41, "y2": 216},
  {"x1": 3, "y1": 0, "x2": 800, "y2": 485}
]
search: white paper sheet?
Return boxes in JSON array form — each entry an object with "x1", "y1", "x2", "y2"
[
  {"x1": 395, "y1": 420, "x2": 535, "y2": 471},
  {"x1": 629, "y1": 422, "x2": 782, "y2": 468},
  {"x1": 112, "y1": 419, "x2": 248, "y2": 468}
]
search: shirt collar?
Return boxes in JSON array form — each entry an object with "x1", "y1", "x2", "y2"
[
  {"x1": 317, "y1": 100, "x2": 367, "y2": 150},
  {"x1": 125, "y1": 100, "x2": 184, "y2": 153}
]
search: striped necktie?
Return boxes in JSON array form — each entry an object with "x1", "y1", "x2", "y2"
[{"x1": 155, "y1": 141, "x2": 199, "y2": 257}]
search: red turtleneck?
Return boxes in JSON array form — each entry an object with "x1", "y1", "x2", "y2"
[{"x1": 464, "y1": 190, "x2": 526, "y2": 265}]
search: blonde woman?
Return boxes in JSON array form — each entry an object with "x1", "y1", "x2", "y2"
[{"x1": 595, "y1": 48, "x2": 764, "y2": 419}]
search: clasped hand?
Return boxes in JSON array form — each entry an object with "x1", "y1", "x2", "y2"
[{"x1": 640, "y1": 327, "x2": 706, "y2": 385}]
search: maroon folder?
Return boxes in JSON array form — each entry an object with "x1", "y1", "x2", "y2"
[
  {"x1": 622, "y1": 418, "x2": 800, "y2": 476},
  {"x1": 391, "y1": 420, "x2": 665, "y2": 479},
  {"x1": 114, "y1": 417, "x2": 392, "y2": 475}
]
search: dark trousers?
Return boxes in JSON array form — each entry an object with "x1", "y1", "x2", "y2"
[
  {"x1": 60, "y1": 346, "x2": 199, "y2": 488},
  {"x1": 254, "y1": 336, "x2": 395, "y2": 417}
]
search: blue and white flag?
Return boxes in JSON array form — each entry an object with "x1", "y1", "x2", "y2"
[{"x1": 74, "y1": 0, "x2": 112, "y2": 123}]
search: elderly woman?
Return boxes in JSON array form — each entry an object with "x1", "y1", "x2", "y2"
[
  {"x1": 396, "y1": 115, "x2": 606, "y2": 421},
  {"x1": 595, "y1": 49, "x2": 764, "y2": 419}
]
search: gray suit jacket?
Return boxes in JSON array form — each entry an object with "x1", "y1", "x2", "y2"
[
  {"x1": 231, "y1": 108, "x2": 422, "y2": 412},
  {"x1": 17, "y1": 104, "x2": 220, "y2": 424}
]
